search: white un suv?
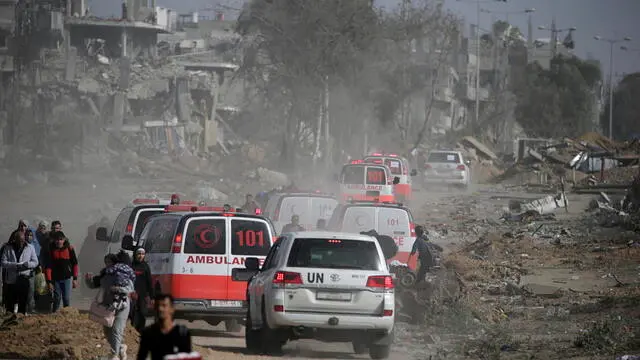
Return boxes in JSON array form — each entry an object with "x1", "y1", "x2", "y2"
[
  {"x1": 239, "y1": 231, "x2": 395, "y2": 359},
  {"x1": 423, "y1": 150, "x2": 471, "y2": 189}
]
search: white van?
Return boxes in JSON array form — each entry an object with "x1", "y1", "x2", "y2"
[
  {"x1": 339, "y1": 162, "x2": 399, "y2": 203},
  {"x1": 264, "y1": 192, "x2": 338, "y2": 234},
  {"x1": 327, "y1": 201, "x2": 418, "y2": 269}
]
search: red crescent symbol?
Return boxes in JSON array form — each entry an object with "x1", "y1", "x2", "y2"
[{"x1": 194, "y1": 224, "x2": 221, "y2": 249}]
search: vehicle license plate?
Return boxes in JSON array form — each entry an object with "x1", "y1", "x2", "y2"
[
  {"x1": 210, "y1": 300, "x2": 243, "y2": 307},
  {"x1": 316, "y1": 292, "x2": 352, "y2": 301}
]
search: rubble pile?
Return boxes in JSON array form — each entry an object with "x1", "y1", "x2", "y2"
[
  {"x1": 578, "y1": 166, "x2": 640, "y2": 186},
  {"x1": 0, "y1": 308, "x2": 216, "y2": 360}
]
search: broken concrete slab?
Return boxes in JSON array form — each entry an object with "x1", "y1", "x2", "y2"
[
  {"x1": 257, "y1": 167, "x2": 289, "y2": 187},
  {"x1": 522, "y1": 283, "x2": 564, "y2": 299}
]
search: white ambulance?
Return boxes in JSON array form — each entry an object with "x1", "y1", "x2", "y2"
[
  {"x1": 130, "y1": 205, "x2": 275, "y2": 332},
  {"x1": 338, "y1": 161, "x2": 399, "y2": 203}
]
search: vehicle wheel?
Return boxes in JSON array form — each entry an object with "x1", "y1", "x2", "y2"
[
  {"x1": 225, "y1": 319, "x2": 242, "y2": 332},
  {"x1": 369, "y1": 344, "x2": 391, "y2": 359},
  {"x1": 353, "y1": 341, "x2": 368, "y2": 354},
  {"x1": 400, "y1": 272, "x2": 417, "y2": 288},
  {"x1": 245, "y1": 305, "x2": 261, "y2": 353},
  {"x1": 260, "y1": 302, "x2": 284, "y2": 355}
]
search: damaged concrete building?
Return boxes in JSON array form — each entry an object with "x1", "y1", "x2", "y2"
[{"x1": 0, "y1": 0, "x2": 243, "y2": 175}]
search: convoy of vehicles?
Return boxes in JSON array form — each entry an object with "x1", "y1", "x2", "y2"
[
  {"x1": 93, "y1": 150, "x2": 460, "y2": 357},
  {"x1": 338, "y1": 161, "x2": 399, "y2": 203},
  {"x1": 242, "y1": 231, "x2": 395, "y2": 359},
  {"x1": 363, "y1": 153, "x2": 417, "y2": 203},
  {"x1": 422, "y1": 150, "x2": 471, "y2": 189}
]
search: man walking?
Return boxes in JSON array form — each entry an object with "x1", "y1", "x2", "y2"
[
  {"x1": 45, "y1": 231, "x2": 79, "y2": 312},
  {"x1": 137, "y1": 294, "x2": 192, "y2": 360},
  {"x1": 131, "y1": 247, "x2": 154, "y2": 332},
  {"x1": 241, "y1": 194, "x2": 259, "y2": 214},
  {"x1": 409, "y1": 226, "x2": 435, "y2": 284},
  {"x1": 0, "y1": 231, "x2": 39, "y2": 314}
]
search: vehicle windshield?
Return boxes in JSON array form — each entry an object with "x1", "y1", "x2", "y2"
[
  {"x1": 366, "y1": 167, "x2": 387, "y2": 185},
  {"x1": 427, "y1": 152, "x2": 460, "y2": 163},
  {"x1": 134, "y1": 209, "x2": 164, "y2": 239},
  {"x1": 341, "y1": 166, "x2": 364, "y2": 184},
  {"x1": 287, "y1": 238, "x2": 382, "y2": 271}
]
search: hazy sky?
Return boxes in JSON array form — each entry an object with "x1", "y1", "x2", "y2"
[{"x1": 87, "y1": 0, "x2": 640, "y2": 82}]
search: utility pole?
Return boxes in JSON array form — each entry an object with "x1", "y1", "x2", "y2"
[
  {"x1": 538, "y1": 21, "x2": 576, "y2": 60},
  {"x1": 594, "y1": 35, "x2": 632, "y2": 139}
]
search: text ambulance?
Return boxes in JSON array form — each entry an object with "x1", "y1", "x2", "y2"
[
  {"x1": 134, "y1": 205, "x2": 275, "y2": 332},
  {"x1": 363, "y1": 153, "x2": 417, "y2": 203},
  {"x1": 327, "y1": 201, "x2": 418, "y2": 269},
  {"x1": 338, "y1": 161, "x2": 399, "y2": 203}
]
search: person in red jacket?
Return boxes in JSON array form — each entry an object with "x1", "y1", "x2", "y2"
[{"x1": 45, "y1": 231, "x2": 78, "y2": 312}]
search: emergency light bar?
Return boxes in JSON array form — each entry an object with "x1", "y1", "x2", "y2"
[
  {"x1": 349, "y1": 159, "x2": 364, "y2": 164},
  {"x1": 132, "y1": 198, "x2": 160, "y2": 205},
  {"x1": 348, "y1": 199, "x2": 404, "y2": 207}
]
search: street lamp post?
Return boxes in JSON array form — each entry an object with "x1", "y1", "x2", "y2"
[{"x1": 594, "y1": 35, "x2": 632, "y2": 139}]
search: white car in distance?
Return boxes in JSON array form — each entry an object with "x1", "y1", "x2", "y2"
[
  {"x1": 423, "y1": 150, "x2": 471, "y2": 189},
  {"x1": 240, "y1": 231, "x2": 395, "y2": 359}
]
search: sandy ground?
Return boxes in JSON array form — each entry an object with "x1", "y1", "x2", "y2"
[{"x1": 1, "y1": 172, "x2": 639, "y2": 359}]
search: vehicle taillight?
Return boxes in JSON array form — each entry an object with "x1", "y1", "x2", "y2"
[
  {"x1": 327, "y1": 239, "x2": 341, "y2": 244},
  {"x1": 171, "y1": 233, "x2": 183, "y2": 253},
  {"x1": 273, "y1": 305, "x2": 284, "y2": 312},
  {"x1": 456, "y1": 164, "x2": 466, "y2": 171},
  {"x1": 126, "y1": 223, "x2": 133, "y2": 233},
  {"x1": 273, "y1": 271, "x2": 302, "y2": 285},
  {"x1": 273, "y1": 209, "x2": 280, "y2": 221},
  {"x1": 410, "y1": 222, "x2": 416, "y2": 237},
  {"x1": 383, "y1": 309, "x2": 393, "y2": 316},
  {"x1": 366, "y1": 275, "x2": 394, "y2": 289},
  {"x1": 424, "y1": 164, "x2": 432, "y2": 169}
]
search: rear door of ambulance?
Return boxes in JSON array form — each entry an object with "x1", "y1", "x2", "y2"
[
  {"x1": 227, "y1": 216, "x2": 272, "y2": 302},
  {"x1": 178, "y1": 215, "x2": 230, "y2": 304}
]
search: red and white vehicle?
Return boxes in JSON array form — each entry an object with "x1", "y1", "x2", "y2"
[
  {"x1": 327, "y1": 200, "x2": 418, "y2": 270},
  {"x1": 131, "y1": 205, "x2": 276, "y2": 332},
  {"x1": 363, "y1": 153, "x2": 417, "y2": 203},
  {"x1": 338, "y1": 161, "x2": 399, "y2": 203}
]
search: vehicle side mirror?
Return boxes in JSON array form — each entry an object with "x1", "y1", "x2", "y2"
[
  {"x1": 121, "y1": 235, "x2": 135, "y2": 251},
  {"x1": 245, "y1": 257, "x2": 260, "y2": 271},
  {"x1": 393, "y1": 176, "x2": 400, "y2": 185},
  {"x1": 96, "y1": 227, "x2": 109, "y2": 242},
  {"x1": 410, "y1": 169, "x2": 418, "y2": 176}
]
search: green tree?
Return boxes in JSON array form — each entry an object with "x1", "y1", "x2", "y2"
[
  {"x1": 515, "y1": 55, "x2": 602, "y2": 138},
  {"x1": 601, "y1": 72, "x2": 640, "y2": 140}
]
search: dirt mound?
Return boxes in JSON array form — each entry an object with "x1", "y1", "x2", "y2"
[
  {"x1": 577, "y1": 132, "x2": 618, "y2": 151},
  {"x1": 0, "y1": 308, "x2": 140, "y2": 359},
  {"x1": 0, "y1": 308, "x2": 215, "y2": 360}
]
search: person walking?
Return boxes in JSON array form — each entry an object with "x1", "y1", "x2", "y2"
[
  {"x1": 137, "y1": 293, "x2": 192, "y2": 360},
  {"x1": 241, "y1": 194, "x2": 259, "y2": 214},
  {"x1": 86, "y1": 251, "x2": 135, "y2": 360},
  {"x1": 130, "y1": 247, "x2": 154, "y2": 332},
  {"x1": 45, "y1": 231, "x2": 79, "y2": 312},
  {"x1": 24, "y1": 229, "x2": 40, "y2": 314},
  {"x1": 408, "y1": 225, "x2": 435, "y2": 284},
  {"x1": 0, "y1": 231, "x2": 39, "y2": 314}
]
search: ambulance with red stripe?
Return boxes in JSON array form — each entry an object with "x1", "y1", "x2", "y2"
[
  {"x1": 338, "y1": 161, "x2": 399, "y2": 203},
  {"x1": 133, "y1": 205, "x2": 275, "y2": 332},
  {"x1": 327, "y1": 200, "x2": 418, "y2": 269},
  {"x1": 363, "y1": 153, "x2": 417, "y2": 203}
]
